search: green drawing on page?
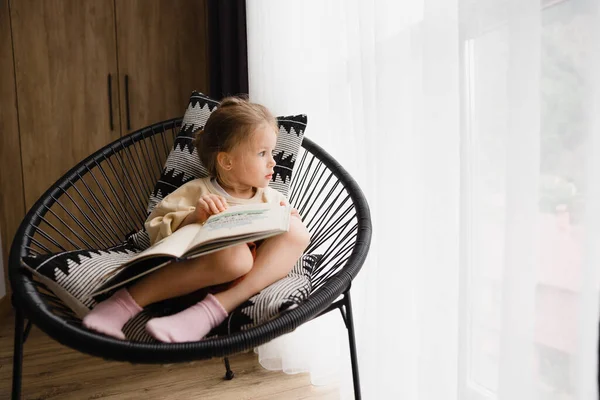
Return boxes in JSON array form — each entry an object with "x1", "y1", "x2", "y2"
[{"x1": 205, "y1": 210, "x2": 269, "y2": 230}]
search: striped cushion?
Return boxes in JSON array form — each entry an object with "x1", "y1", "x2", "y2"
[
  {"x1": 145, "y1": 92, "x2": 218, "y2": 214},
  {"x1": 21, "y1": 246, "x2": 317, "y2": 342},
  {"x1": 21, "y1": 244, "x2": 139, "y2": 318}
]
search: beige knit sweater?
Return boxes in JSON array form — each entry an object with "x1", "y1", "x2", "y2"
[{"x1": 145, "y1": 177, "x2": 287, "y2": 245}]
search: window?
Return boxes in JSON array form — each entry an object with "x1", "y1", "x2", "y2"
[{"x1": 462, "y1": 1, "x2": 588, "y2": 398}]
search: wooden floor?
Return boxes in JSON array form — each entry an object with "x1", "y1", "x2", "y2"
[{"x1": 0, "y1": 312, "x2": 339, "y2": 400}]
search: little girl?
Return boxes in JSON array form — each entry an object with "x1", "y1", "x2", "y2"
[{"x1": 83, "y1": 97, "x2": 311, "y2": 342}]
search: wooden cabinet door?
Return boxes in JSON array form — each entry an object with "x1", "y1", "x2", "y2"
[
  {"x1": 0, "y1": 0, "x2": 26, "y2": 297},
  {"x1": 115, "y1": 0, "x2": 209, "y2": 133},
  {"x1": 11, "y1": 0, "x2": 121, "y2": 209}
]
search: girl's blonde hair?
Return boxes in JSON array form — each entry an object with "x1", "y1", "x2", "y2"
[{"x1": 194, "y1": 96, "x2": 278, "y2": 179}]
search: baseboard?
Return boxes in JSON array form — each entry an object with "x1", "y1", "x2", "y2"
[{"x1": 0, "y1": 294, "x2": 12, "y2": 320}]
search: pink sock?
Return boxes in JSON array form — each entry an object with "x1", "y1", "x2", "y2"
[
  {"x1": 145, "y1": 294, "x2": 228, "y2": 343},
  {"x1": 82, "y1": 288, "x2": 142, "y2": 340}
]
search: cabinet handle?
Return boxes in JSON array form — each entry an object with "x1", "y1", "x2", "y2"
[
  {"x1": 125, "y1": 74, "x2": 131, "y2": 130},
  {"x1": 107, "y1": 74, "x2": 114, "y2": 131}
]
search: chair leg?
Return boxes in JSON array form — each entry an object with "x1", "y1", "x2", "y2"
[
  {"x1": 12, "y1": 307, "x2": 25, "y2": 400},
  {"x1": 223, "y1": 356, "x2": 235, "y2": 380},
  {"x1": 343, "y1": 291, "x2": 362, "y2": 400}
]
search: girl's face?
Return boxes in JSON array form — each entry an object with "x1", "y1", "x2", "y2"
[{"x1": 221, "y1": 123, "x2": 278, "y2": 194}]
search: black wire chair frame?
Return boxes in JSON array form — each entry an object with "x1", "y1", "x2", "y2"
[{"x1": 9, "y1": 118, "x2": 372, "y2": 400}]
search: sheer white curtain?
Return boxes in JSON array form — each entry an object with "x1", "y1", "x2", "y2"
[{"x1": 246, "y1": 0, "x2": 600, "y2": 398}]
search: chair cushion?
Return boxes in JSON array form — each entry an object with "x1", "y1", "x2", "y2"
[
  {"x1": 129, "y1": 91, "x2": 307, "y2": 250},
  {"x1": 21, "y1": 244, "x2": 140, "y2": 318},
  {"x1": 22, "y1": 248, "x2": 317, "y2": 342}
]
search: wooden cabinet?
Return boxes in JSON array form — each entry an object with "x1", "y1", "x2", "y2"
[
  {"x1": 0, "y1": 0, "x2": 209, "y2": 298},
  {"x1": 0, "y1": 0, "x2": 26, "y2": 301},
  {"x1": 116, "y1": 0, "x2": 209, "y2": 133},
  {"x1": 11, "y1": 0, "x2": 122, "y2": 207}
]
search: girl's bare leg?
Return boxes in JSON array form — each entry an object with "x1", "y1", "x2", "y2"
[
  {"x1": 129, "y1": 243, "x2": 254, "y2": 307},
  {"x1": 144, "y1": 217, "x2": 310, "y2": 343},
  {"x1": 82, "y1": 244, "x2": 253, "y2": 339},
  {"x1": 215, "y1": 216, "x2": 311, "y2": 312}
]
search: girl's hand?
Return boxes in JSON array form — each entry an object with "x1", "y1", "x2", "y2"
[
  {"x1": 196, "y1": 194, "x2": 228, "y2": 224},
  {"x1": 280, "y1": 200, "x2": 301, "y2": 219}
]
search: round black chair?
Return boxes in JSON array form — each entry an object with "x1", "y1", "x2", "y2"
[{"x1": 9, "y1": 118, "x2": 372, "y2": 400}]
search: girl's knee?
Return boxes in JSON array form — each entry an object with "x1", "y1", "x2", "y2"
[
  {"x1": 220, "y1": 244, "x2": 253, "y2": 279},
  {"x1": 289, "y1": 218, "x2": 311, "y2": 249}
]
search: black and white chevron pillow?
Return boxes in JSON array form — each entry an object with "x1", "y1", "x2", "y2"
[
  {"x1": 21, "y1": 244, "x2": 140, "y2": 318},
  {"x1": 146, "y1": 92, "x2": 218, "y2": 214},
  {"x1": 21, "y1": 246, "x2": 317, "y2": 343}
]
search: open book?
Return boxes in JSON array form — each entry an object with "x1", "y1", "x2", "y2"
[{"x1": 89, "y1": 202, "x2": 291, "y2": 298}]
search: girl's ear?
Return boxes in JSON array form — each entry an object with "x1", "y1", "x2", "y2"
[{"x1": 217, "y1": 152, "x2": 233, "y2": 171}]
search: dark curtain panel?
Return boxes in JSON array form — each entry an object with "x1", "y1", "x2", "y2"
[{"x1": 207, "y1": 0, "x2": 249, "y2": 99}]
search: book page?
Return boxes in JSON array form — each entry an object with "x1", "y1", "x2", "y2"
[
  {"x1": 88, "y1": 204, "x2": 291, "y2": 298},
  {"x1": 185, "y1": 230, "x2": 288, "y2": 259},
  {"x1": 188, "y1": 203, "x2": 290, "y2": 251},
  {"x1": 131, "y1": 223, "x2": 199, "y2": 261},
  {"x1": 88, "y1": 225, "x2": 200, "y2": 297}
]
